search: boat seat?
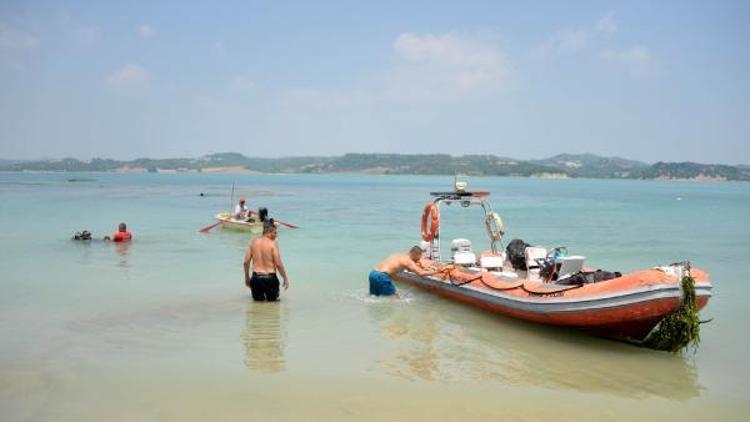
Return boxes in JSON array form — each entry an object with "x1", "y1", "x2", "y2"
[
  {"x1": 557, "y1": 256, "x2": 585, "y2": 280},
  {"x1": 454, "y1": 251, "x2": 477, "y2": 266},
  {"x1": 480, "y1": 253, "x2": 505, "y2": 271},
  {"x1": 490, "y1": 271, "x2": 519, "y2": 281},
  {"x1": 525, "y1": 247, "x2": 547, "y2": 271}
]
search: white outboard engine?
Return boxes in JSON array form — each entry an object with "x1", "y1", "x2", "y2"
[{"x1": 451, "y1": 238, "x2": 476, "y2": 266}]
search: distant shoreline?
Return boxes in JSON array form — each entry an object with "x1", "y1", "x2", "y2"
[
  {"x1": 2, "y1": 169, "x2": 745, "y2": 183},
  {"x1": 1, "y1": 152, "x2": 748, "y2": 182}
]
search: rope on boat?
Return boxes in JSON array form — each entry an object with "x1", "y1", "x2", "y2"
[
  {"x1": 439, "y1": 267, "x2": 523, "y2": 291},
  {"x1": 478, "y1": 275, "x2": 528, "y2": 291},
  {"x1": 437, "y1": 266, "x2": 482, "y2": 287},
  {"x1": 643, "y1": 272, "x2": 702, "y2": 353},
  {"x1": 453, "y1": 275, "x2": 482, "y2": 286},
  {"x1": 520, "y1": 283, "x2": 583, "y2": 295}
]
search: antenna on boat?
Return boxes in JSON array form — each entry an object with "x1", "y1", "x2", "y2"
[{"x1": 230, "y1": 181, "x2": 235, "y2": 210}]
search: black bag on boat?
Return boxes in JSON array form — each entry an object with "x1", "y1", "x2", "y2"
[
  {"x1": 557, "y1": 269, "x2": 622, "y2": 285},
  {"x1": 591, "y1": 270, "x2": 621, "y2": 282},
  {"x1": 506, "y1": 239, "x2": 530, "y2": 270}
]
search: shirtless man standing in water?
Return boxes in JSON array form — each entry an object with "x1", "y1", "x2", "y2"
[
  {"x1": 370, "y1": 246, "x2": 440, "y2": 297},
  {"x1": 244, "y1": 221, "x2": 289, "y2": 301}
]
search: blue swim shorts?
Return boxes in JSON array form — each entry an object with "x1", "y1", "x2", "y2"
[{"x1": 369, "y1": 271, "x2": 396, "y2": 296}]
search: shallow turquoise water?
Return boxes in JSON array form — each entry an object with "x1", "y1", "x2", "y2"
[{"x1": 0, "y1": 173, "x2": 748, "y2": 420}]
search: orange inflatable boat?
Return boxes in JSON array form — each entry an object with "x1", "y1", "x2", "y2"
[{"x1": 392, "y1": 178, "x2": 712, "y2": 344}]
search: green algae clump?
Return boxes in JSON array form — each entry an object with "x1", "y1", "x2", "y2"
[{"x1": 644, "y1": 275, "x2": 702, "y2": 353}]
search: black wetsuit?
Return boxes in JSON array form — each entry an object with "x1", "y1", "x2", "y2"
[{"x1": 250, "y1": 272, "x2": 280, "y2": 301}]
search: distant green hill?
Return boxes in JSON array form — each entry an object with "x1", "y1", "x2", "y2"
[
  {"x1": 1, "y1": 152, "x2": 748, "y2": 181},
  {"x1": 0, "y1": 159, "x2": 27, "y2": 166},
  {"x1": 305, "y1": 153, "x2": 562, "y2": 176},
  {"x1": 631, "y1": 162, "x2": 750, "y2": 181},
  {"x1": 530, "y1": 153, "x2": 648, "y2": 178}
]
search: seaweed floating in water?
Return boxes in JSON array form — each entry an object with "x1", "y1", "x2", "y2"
[{"x1": 644, "y1": 274, "x2": 701, "y2": 353}]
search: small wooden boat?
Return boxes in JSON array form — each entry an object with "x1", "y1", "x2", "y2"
[
  {"x1": 215, "y1": 212, "x2": 263, "y2": 233},
  {"x1": 391, "y1": 178, "x2": 712, "y2": 346}
]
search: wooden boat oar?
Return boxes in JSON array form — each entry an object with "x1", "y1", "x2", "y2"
[
  {"x1": 201, "y1": 183, "x2": 235, "y2": 233},
  {"x1": 198, "y1": 221, "x2": 222, "y2": 233},
  {"x1": 247, "y1": 211, "x2": 299, "y2": 229},
  {"x1": 274, "y1": 219, "x2": 299, "y2": 229}
]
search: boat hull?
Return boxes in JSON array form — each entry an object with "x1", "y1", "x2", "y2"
[
  {"x1": 393, "y1": 268, "x2": 711, "y2": 343},
  {"x1": 215, "y1": 213, "x2": 263, "y2": 233}
]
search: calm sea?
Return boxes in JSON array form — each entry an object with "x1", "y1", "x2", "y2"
[{"x1": 1, "y1": 172, "x2": 748, "y2": 420}]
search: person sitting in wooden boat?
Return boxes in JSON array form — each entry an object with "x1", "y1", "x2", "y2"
[
  {"x1": 370, "y1": 246, "x2": 440, "y2": 297},
  {"x1": 243, "y1": 220, "x2": 289, "y2": 301},
  {"x1": 234, "y1": 197, "x2": 250, "y2": 220}
]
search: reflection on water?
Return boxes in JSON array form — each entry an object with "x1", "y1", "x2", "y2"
[
  {"x1": 114, "y1": 241, "x2": 130, "y2": 268},
  {"x1": 368, "y1": 299, "x2": 701, "y2": 399},
  {"x1": 368, "y1": 301, "x2": 439, "y2": 381},
  {"x1": 67, "y1": 297, "x2": 239, "y2": 356},
  {"x1": 241, "y1": 302, "x2": 286, "y2": 373}
]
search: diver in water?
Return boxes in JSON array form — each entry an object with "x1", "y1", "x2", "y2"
[
  {"x1": 73, "y1": 223, "x2": 133, "y2": 242},
  {"x1": 72, "y1": 230, "x2": 93, "y2": 241},
  {"x1": 102, "y1": 223, "x2": 133, "y2": 242},
  {"x1": 112, "y1": 222, "x2": 133, "y2": 242}
]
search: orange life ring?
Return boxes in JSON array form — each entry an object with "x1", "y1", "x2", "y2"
[{"x1": 421, "y1": 203, "x2": 439, "y2": 242}]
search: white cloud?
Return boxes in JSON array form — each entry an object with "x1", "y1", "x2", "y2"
[
  {"x1": 262, "y1": 30, "x2": 517, "y2": 144},
  {"x1": 105, "y1": 63, "x2": 150, "y2": 89},
  {"x1": 388, "y1": 32, "x2": 513, "y2": 100},
  {"x1": 74, "y1": 26, "x2": 98, "y2": 44},
  {"x1": 212, "y1": 41, "x2": 225, "y2": 54},
  {"x1": 137, "y1": 24, "x2": 156, "y2": 39},
  {"x1": 0, "y1": 22, "x2": 38, "y2": 50},
  {"x1": 394, "y1": 32, "x2": 501, "y2": 67},
  {"x1": 265, "y1": 31, "x2": 515, "y2": 148},
  {"x1": 531, "y1": 28, "x2": 588, "y2": 59},
  {"x1": 600, "y1": 46, "x2": 654, "y2": 76},
  {"x1": 233, "y1": 76, "x2": 255, "y2": 90},
  {"x1": 56, "y1": 13, "x2": 98, "y2": 45},
  {"x1": 532, "y1": 12, "x2": 619, "y2": 60},
  {"x1": 600, "y1": 46, "x2": 651, "y2": 64},
  {"x1": 557, "y1": 29, "x2": 588, "y2": 52},
  {"x1": 596, "y1": 12, "x2": 617, "y2": 34}
]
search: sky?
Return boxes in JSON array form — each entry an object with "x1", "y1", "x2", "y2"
[{"x1": 0, "y1": 1, "x2": 748, "y2": 164}]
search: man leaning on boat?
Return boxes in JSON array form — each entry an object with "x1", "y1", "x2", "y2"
[{"x1": 370, "y1": 246, "x2": 441, "y2": 297}]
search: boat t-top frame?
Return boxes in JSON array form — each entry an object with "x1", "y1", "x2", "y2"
[{"x1": 426, "y1": 177, "x2": 501, "y2": 263}]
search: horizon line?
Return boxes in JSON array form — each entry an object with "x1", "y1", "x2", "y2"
[{"x1": 1, "y1": 151, "x2": 748, "y2": 167}]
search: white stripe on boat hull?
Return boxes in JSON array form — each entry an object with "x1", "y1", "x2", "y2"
[{"x1": 396, "y1": 271, "x2": 712, "y2": 315}]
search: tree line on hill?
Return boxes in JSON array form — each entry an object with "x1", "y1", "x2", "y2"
[{"x1": 2, "y1": 152, "x2": 748, "y2": 181}]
